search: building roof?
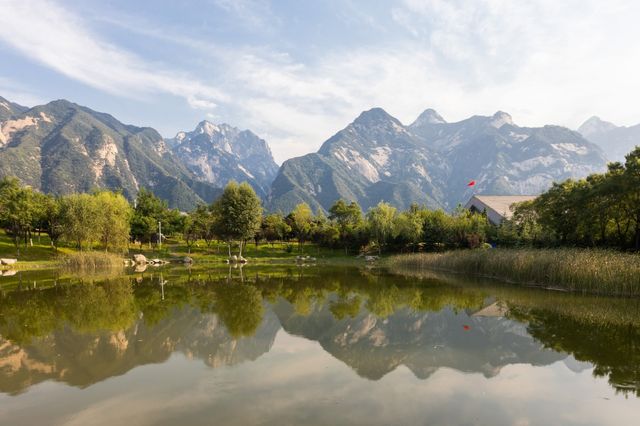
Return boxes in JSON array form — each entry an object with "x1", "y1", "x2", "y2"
[{"x1": 464, "y1": 195, "x2": 537, "y2": 224}]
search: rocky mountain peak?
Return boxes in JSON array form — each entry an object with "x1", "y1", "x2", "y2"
[
  {"x1": 195, "y1": 120, "x2": 220, "y2": 136},
  {"x1": 168, "y1": 120, "x2": 279, "y2": 198},
  {"x1": 353, "y1": 107, "x2": 399, "y2": 126},
  {"x1": 412, "y1": 108, "x2": 446, "y2": 126},
  {"x1": 490, "y1": 111, "x2": 514, "y2": 128},
  {"x1": 578, "y1": 116, "x2": 618, "y2": 138}
]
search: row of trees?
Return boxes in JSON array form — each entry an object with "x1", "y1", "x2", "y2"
[
  {"x1": 0, "y1": 178, "x2": 132, "y2": 253},
  {"x1": 501, "y1": 147, "x2": 640, "y2": 250},
  {"x1": 0, "y1": 177, "x2": 497, "y2": 256},
  {"x1": 180, "y1": 184, "x2": 495, "y2": 256}
]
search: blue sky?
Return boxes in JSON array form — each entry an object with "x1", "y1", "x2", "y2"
[{"x1": 1, "y1": 0, "x2": 639, "y2": 163}]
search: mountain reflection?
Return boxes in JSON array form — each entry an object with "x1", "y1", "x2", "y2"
[{"x1": 0, "y1": 267, "x2": 639, "y2": 396}]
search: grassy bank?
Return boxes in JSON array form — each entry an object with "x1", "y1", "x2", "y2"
[
  {"x1": 1, "y1": 229, "x2": 362, "y2": 271},
  {"x1": 387, "y1": 248, "x2": 640, "y2": 296}
]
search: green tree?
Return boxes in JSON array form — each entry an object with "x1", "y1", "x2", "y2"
[
  {"x1": 262, "y1": 213, "x2": 291, "y2": 246},
  {"x1": 190, "y1": 204, "x2": 217, "y2": 247},
  {"x1": 329, "y1": 199, "x2": 363, "y2": 254},
  {"x1": 367, "y1": 202, "x2": 398, "y2": 254},
  {"x1": 211, "y1": 181, "x2": 263, "y2": 258},
  {"x1": 182, "y1": 214, "x2": 199, "y2": 254},
  {"x1": 393, "y1": 204, "x2": 426, "y2": 250},
  {"x1": 622, "y1": 147, "x2": 640, "y2": 249},
  {"x1": 0, "y1": 177, "x2": 39, "y2": 254},
  {"x1": 290, "y1": 203, "x2": 313, "y2": 250},
  {"x1": 93, "y1": 191, "x2": 132, "y2": 252},
  {"x1": 59, "y1": 193, "x2": 99, "y2": 250}
]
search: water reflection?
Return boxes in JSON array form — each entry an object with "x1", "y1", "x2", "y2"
[{"x1": 1, "y1": 266, "x2": 640, "y2": 413}]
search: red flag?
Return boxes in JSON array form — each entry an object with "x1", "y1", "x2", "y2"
[{"x1": 467, "y1": 180, "x2": 476, "y2": 187}]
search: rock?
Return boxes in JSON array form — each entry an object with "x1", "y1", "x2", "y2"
[
  {"x1": 365, "y1": 255, "x2": 379, "y2": 262},
  {"x1": 133, "y1": 254, "x2": 147, "y2": 264},
  {"x1": 134, "y1": 264, "x2": 147, "y2": 273},
  {"x1": 183, "y1": 256, "x2": 194, "y2": 264},
  {"x1": 2, "y1": 270, "x2": 17, "y2": 276},
  {"x1": 239, "y1": 256, "x2": 247, "y2": 264},
  {"x1": 0, "y1": 258, "x2": 17, "y2": 265},
  {"x1": 230, "y1": 255, "x2": 238, "y2": 263}
]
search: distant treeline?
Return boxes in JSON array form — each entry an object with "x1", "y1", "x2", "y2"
[{"x1": 0, "y1": 146, "x2": 639, "y2": 255}]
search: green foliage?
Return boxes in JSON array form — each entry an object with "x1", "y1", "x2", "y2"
[
  {"x1": 508, "y1": 146, "x2": 640, "y2": 250},
  {"x1": 211, "y1": 181, "x2": 263, "y2": 257},
  {"x1": 329, "y1": 199, "x2": 364, "y2": 253},
  {"x1": 59, "y1": 193, "x2": 100, "y2": 250},
  {"x1": 289, "y1": 203, "x2": 313, "y2": 248},
  {"x1": 0, "y1": 177, "x2": 40, "y2": 252},
  {"x1": 94, "y1": 191, "x2": 132, "y2": 251},
  {"x1": 262, "y1": 212, "x2": 291, "y2": 245},
  {"x1": 366, "y1": 202, "x2": 398, "y2": 254}
]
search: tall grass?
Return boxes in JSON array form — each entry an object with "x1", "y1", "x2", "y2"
[
  {"x1": 59, "y1": 251, "x2": 125, "y2": 271},
  {"x1": 387, "y1": 248, "x2": 640, "y2": 296}
]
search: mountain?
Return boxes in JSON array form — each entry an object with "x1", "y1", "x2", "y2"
[
  {"x1": 274, "y1": 299, "x2": 564, "y2": 381},
  {"x1": 269, "y1": 108, "x2": 608, "y2": 212},
  {"x1": 578, "y1": 116, "x2": 640, "y2": 162},
  {"x1": 0, "y1": 96, "x2": 28, "y2": 121},
  {"x1": 0, "y1": 306, "x2": 280, "y2": 395},
  {"x1": 167, "y1": 121, "x2": 279, "y2": 198},
  {"x1": 0, "y1": 98, "x2": 221, "y2": 209}
]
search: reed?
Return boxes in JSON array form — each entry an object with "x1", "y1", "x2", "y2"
[
  {"x1": 59, "y1": 251, "x2": 125, "y2": 271},
  {"x1": 386, "y1": 248, "x2": 640, "y2": 296}
]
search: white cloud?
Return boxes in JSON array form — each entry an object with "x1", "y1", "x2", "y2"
[
  {"x1": 210, "y1": 0, "x2": 281, "y2": 30},
  {"x1": 1, "y1": 0, "x2": 640, "y2": 164},
  {"x1": 0, "y1": 0, "x2": 225, "y2": 111}
]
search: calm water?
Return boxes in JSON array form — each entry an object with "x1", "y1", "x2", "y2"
[{"x1": 1, "y1": 265, "x2": 640, "y2": 425}]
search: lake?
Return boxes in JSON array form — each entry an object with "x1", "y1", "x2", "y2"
[{"x1": 1, "y1": 265, "x2": 639, "y2": 425}]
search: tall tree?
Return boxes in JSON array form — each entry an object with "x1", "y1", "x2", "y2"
[
  {"x1": 211, "y1": 181, "x2": 262, "y2": 258},
  {"x1": 94, "y1": 191, "x2": 133, "y2": 252},
  {"x1": 623, "y1": 147, "x2": 640, "y2": 249},
  {"x1": 262, "y1": 213, "x2": 291, "y2": 246},
  {"x1": 367, "y1": 202, "x2": 397, "y2": 254},
  {"x1": 0, "y1": 177, "x2": 38, "y2": 254},
  {"x1": 290, "y1": 203, "x2": 313, "y2": 250},
  {"x1": 59, "y1": 193, "x2": 99, "y2": 250},
  {"x1": 329, "y1": 199, "x2": 363, "y2": 254}
]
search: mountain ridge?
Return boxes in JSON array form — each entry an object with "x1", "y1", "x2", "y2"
[
  {"x1": 167, "y1": 120, "x2": 279, "y2": 198},
  {"x1": 577, "y1": 116, "x2": 640, "y2": 162},
  {"x1": 269, "y1": 107, "x2": 607, "y2": 212}
]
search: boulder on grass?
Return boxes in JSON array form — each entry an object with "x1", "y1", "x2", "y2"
[
  {"x1": 0, "y1": 258, "x2": 17, "y2": 265},
  {"x1": 183, "y1": 256, "x2": 194, "y2": 264},
  {"x1": 133, "y1": 254, "x2": 147, "y2": 264}
]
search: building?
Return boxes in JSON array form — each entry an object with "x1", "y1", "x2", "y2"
[{"x1": 464, "y1": 195, "x2": 537, "y2": 225}]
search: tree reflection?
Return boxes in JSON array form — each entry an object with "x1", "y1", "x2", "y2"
[{"x1": 0, "y1": 266, "x2": 639, "y2": 397}]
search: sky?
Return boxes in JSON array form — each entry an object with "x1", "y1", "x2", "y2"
[{"x1": 0, "y1": 0, "x2": 639, "y2": 163}]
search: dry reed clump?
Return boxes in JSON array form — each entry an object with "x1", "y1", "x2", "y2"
[
  {"x1": 59, "y1": 251, "x2": 125, "y2": 270},
  {"x1": 387, "y1": 248, "x2": 640, "y2": 296}
]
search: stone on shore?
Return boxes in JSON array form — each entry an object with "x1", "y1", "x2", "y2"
[
  {"x1": 0, "y1": 258, "x2": 17, "y2": 265},
  {"x1": 133, "y1": 254, "x2": 147, "y2": 264}
]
